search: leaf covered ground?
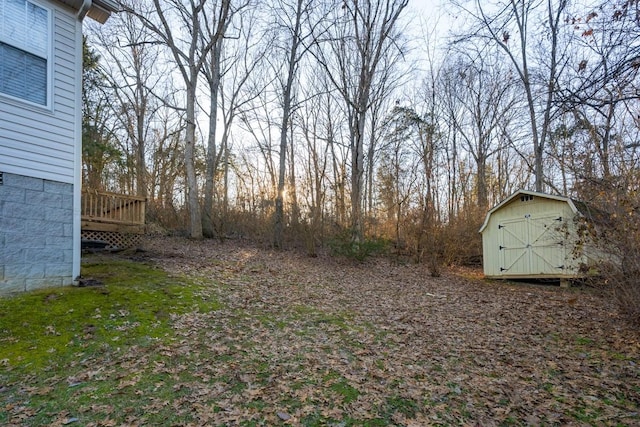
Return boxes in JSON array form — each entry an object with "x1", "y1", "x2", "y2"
[{"x1": 1, "y1": 236, "x2": 639, "y2": 426}]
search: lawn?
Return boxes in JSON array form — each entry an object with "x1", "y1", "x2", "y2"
[{"x1": 1, "y1": 236, "x2": 639, "y2": 426}]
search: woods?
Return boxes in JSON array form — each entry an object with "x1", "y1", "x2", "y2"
[{"x1": 82, "y1": 0, "x2": 640, "y2": 265}]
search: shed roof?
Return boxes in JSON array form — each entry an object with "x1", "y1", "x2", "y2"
[{"x1": 478, "y1": 189, "x2": 580, "y2": 234}]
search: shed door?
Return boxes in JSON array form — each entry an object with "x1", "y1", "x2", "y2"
[{"x1": 499, "y1": 213, "x2": 567, "y2": 275}]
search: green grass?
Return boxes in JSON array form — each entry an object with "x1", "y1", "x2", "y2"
[
  {"x1": 569, "y1": 404, "x2": 603, "y2": 423},
  {"x1": 384, "y1": 395, "x2": 420, "y2": 418},
  {"x1": 0, "y1": 258, "x2": 218, "y2": 371},
  {"x1": 326, "y1": 372, "x2": 360, "y2": 404},
  {"x1": 575, "y1": 335, "x2": 595, "y2": 346},
  {"x1": 0, "y1": 257, "x2": 221, "y2": 426}
]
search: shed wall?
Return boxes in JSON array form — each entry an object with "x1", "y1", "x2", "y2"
[{"x1": 482, "y1": 196, "x2": 586, "y2": 278}]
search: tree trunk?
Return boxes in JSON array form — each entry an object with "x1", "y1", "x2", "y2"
[
  {"x1": 135, "y1": 65, "x2": 147, "y2": 199},
  {"x1": 351, "y1": 109, "x2": 367, "y2": 241},
  {"x1": 203, "y1": 1, "x2": 231, "y2": 238},
  {"x1": 185, "y1": 82, "x2": 203, "y2": 239},
  {"x1": 203, "y1": 39, "x2": 222, "y2": 238},
  {"x1": 274, "y1": 0, "x2": 303, "y2": 248}
]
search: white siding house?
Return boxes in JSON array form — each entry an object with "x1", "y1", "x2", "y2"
[
  {"x1": 0, "y1": 0, "x2": 117, "y2": 293},
  {"x1": 479, "y1": 190, "x2": 597, "y2": 280}
]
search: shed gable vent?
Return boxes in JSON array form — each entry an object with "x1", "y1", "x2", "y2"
[{"x1": 520, "y1": 194, "x2": 534, "y2": 202}]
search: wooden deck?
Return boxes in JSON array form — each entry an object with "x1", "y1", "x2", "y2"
[{"x1": 81, "y1": 190, "x2": 146, "y2": 248}]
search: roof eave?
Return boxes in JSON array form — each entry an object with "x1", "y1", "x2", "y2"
[
  {"x1": 87, "y1": 0, "x2": 119, "y2": 23},
  {"x1": 55, "y1": 0, "x2": 119, "y2": 23},
  {"x1": 93, "y1": 0, "x2": 118, "y2": 12}
]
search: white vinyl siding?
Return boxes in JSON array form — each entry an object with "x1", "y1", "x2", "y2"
[{"x1": 0, "y1": 4, "x2": 78, "y2": 184}]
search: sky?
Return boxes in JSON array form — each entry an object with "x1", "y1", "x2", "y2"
[
  {"x1": 408, "y1": 0, "x2": 457, "y2": 36},
  {"x1": 406, "y1": 0, "x2": 463, "y2": 58}
]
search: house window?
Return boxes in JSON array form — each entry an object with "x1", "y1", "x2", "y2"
[
  {"x1": 0, "y1": 0, "x2": 49, "y2": 106},
  {"x1": 520, "y1": 194, "x2": 534, "y2": 202}
]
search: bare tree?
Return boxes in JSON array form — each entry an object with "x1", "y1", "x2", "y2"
[
  {"x1": 239, "y1": 84, "x2": 278, "y2": 198},
  {"x1": 296, "y1": 78, "x2": 333, "y2": 255},
  {"x1": 556, "y1": 1, "x2": 640, "y2": 185},
  {"x1": 199, "y1": 0, "x2": 240, "y2": 238},
  {"x1": 125, "y1": 0, "x2": 223, "y2": 239},
  {"x1": 215, "y1": 6, "x2": 267, "y2": 238},
  {"x1": 313, "y1": 0, "x2": 409, "y2": 241},
  {"x1": 444, "y1": 53, "x2": 519, "y2": 208},
  {"x1": 148, "y1": 111, "x2": 185, "y2": 225},
  {"x1": 92, "y1": 8, "x2": 172, "y2": 199},
  {"x1": 454, "y1": 0, "x2": 570, "y2": 192},
  {"x1": 271, "y1": 0, "x2": 311, "y2": 248},
  {"x1": 377, "y1": 105, "x2": 420, "y2": 248}
]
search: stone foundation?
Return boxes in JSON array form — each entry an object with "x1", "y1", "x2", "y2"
[{"x1": 0, "y1": 172, "x2": 74, "y2": 294}]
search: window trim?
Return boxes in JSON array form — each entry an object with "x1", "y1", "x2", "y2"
[{"x1": 0, "y1": 0, "x2": 53, "y2": 110}]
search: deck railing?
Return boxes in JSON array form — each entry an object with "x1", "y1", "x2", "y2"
[{"x1": 81, "y1": 189, "x2": 146, "y2": 225}]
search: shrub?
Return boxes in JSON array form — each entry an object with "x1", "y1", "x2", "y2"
[
  {"x1": 440, "y1": 208, "x2": 484, "y2": 267},
  {"x1": 595, "y1": 226, "x2": 640, "y2": 325},
  {"x1": 575, "y1": 178, "x2": 640, "y2": 326},
  {"x1": 328, "y1": 231, "x2": 389, "y2": 261}
]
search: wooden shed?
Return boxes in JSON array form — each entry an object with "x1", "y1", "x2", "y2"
[{"x1": 479, "y1": 190, "x2": 596, "y2": 280}]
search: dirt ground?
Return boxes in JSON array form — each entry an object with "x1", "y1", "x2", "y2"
[{"x1": 131, "y1": 235, "x2": 639, "y2": 426}]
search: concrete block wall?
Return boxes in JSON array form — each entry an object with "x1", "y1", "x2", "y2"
[{"x1": 0, "y1": 172, "x2": 74, "y2": 294}]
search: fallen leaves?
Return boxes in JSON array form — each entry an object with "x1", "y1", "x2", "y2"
[
  {"x1": 139, "y1": 236, "x2": 640, "y2": 425},
  {"x1": 2, "y1": 235, "x2": 639, "y2": 425}
]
